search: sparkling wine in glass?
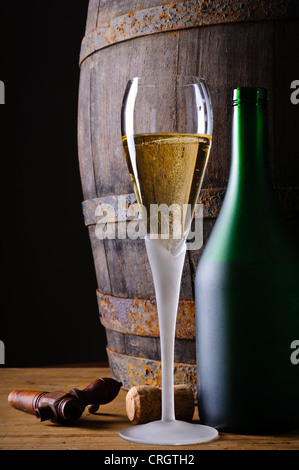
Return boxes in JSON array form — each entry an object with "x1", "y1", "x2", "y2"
[{"x1": 119, "y1": 75, "x2": 218, "y2": 445}]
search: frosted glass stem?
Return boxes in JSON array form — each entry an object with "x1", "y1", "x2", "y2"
[
  {"x1": 145, "y1": 237, "x2": 187, "y2": 422},
  {"x1": 119, "y1": 237, "x2": 218, "y2": 445}
]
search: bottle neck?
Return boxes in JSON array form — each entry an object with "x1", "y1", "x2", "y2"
[
  {"x1": 200, "y1": 88, "x2": 298, "y2": 263},
  {"x1": 230, "y1": 101, "x2": 271, "y2": 195}
]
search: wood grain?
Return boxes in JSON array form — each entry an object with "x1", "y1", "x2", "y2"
[
  {"x1": 77, "y1": 0, "x2": 299, "y2": 392},
  {"x1": 1, "y1": 366, "x2": 298, "y2": 450}
]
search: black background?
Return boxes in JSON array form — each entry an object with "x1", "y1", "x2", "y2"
[{"x1": 0, "y1": 1, "x2": 108, "y2": 366}]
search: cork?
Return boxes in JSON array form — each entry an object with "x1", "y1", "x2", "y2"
[{"x1": 126, "y1": 384, "x2": 195, "y2": 424}]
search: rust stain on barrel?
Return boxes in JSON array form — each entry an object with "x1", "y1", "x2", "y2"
[
  {"x1": 79, "y1": 1, "x2": 299, "y2": 65},
  {"x1": 107, "y1": 348, "x2": 197, "y2": 395},
  {"x1": 97, "y1": 290, "x2": 195, "y2": 340}
]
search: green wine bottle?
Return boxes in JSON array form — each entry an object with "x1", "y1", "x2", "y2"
[{"x1": 195, "y1": 87, "x2": 299, "y2": 433}]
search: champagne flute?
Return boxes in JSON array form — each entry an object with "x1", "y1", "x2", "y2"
[{"x1": 119, "y1": 75, "x2": 218, "y2": 445}]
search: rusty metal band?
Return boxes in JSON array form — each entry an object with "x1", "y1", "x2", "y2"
[
  {"x1": 96, "y1": 290, "x2": 195, "y2": 340},
  {"x1": 106, "y1": 347, "x2": 197, "y2": 393},
  {"x1": 82, "y1": 189, "x2": 225, "y2": 226},
  {"x1": 79, "y1": 0, "x2": 299, "y2": 65}
]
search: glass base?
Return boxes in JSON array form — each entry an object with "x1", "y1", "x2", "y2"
[{"x1": 119, "y1": 419, "x2": 218, "y2": 446}]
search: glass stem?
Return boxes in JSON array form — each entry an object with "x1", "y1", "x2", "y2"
[{"x1": 145, "y1": 237, "x2": 186, "y2": 422}]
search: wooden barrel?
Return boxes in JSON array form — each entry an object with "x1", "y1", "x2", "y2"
[{"x1": 78, "y1": 0, "x2": 299, "y2": 393}]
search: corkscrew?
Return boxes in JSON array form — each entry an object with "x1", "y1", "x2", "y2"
[{"x1": 8, "y1": 377, "x2": 122, "y2": 423}]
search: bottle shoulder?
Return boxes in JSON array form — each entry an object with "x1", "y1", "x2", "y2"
[{"x1": 199, "y1": 188, "x2": 299, "y2": 264}]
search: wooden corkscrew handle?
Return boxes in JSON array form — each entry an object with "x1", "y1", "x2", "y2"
[{"x1": 69, "y1": 377, "x2": 122, "y2": 414}]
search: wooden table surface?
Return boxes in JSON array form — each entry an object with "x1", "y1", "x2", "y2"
[{"x1": 1, "y1": 365, "x2": 298, "y2": 451}]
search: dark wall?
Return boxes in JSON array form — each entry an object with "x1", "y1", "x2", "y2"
[{"x1": 0, "y1": 1, "x2": 108, "y2": 366}]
